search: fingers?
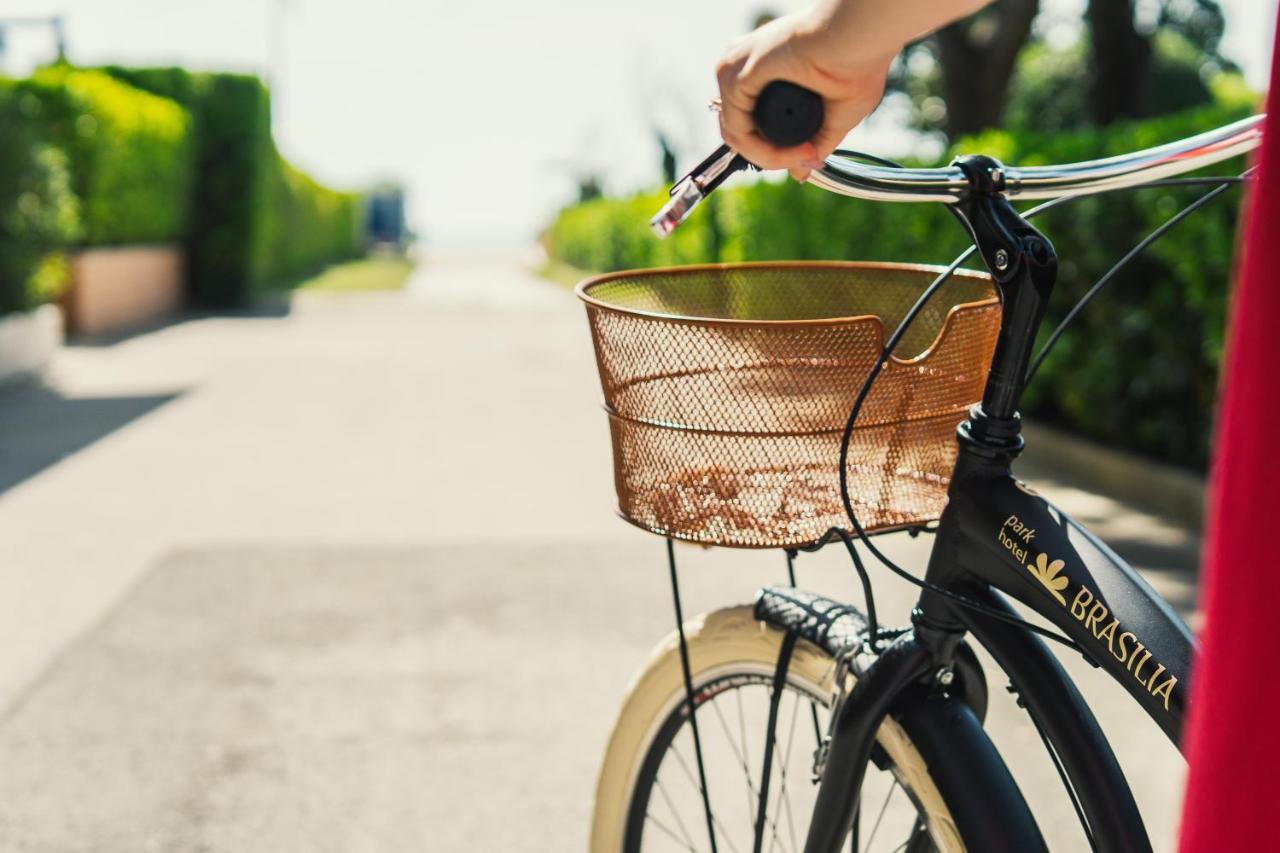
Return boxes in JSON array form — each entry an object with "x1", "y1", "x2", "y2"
[
  {"x1": 717, "y1": 67, "x2": 819, "y2": 170},
  {"x1": 717, "y1": 47, "x2": 804, "y2": 170},
  {"x1": 715, "y1": 68, "x2": 756, "y2": 148},
  {"x1": 788, "y1": 156, "x2": 828, "y2": 183},
  {"x1": 804, "y1": 85, "x2": 887, "y2": 167},
  {"x1": 810, "y1": 122, "x2": 847, "y2": 163},
  {"x1": 719, "y1": 110, "x2": 818, "y2": 170}
]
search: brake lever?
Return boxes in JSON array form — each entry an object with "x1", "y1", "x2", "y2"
[{"x1": 649, "y1": 145, "x2": 755, "y2": 238}]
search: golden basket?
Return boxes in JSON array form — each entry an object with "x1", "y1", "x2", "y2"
[{"x1": 577, "y1": 262, "x2": 1000, "y2": 549}]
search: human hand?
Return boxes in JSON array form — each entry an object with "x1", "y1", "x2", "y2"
[{"x1": 715, "y1": 8, "x2": 895, "y2": 182}]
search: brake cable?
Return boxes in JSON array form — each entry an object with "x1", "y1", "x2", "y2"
[
  {"x1": 1026, "y1": 169, "x2": 1254, "y2": 382},
  {"x1": 814, "y1": 150, "x2": 1247, "y2": 652}
]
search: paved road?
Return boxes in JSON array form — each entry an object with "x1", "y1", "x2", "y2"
[{"x1": 0, "y1": 255, "x2": 1196, "y2": 851}]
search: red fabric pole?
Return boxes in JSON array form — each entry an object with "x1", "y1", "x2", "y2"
[{"x1": 1179, "y1": 25, "x2": 1280, "y2": 851}]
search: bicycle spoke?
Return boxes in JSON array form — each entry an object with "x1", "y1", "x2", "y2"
[
  {"x1": 710, "y1": 687, "x2": 759, "y2": 827},
  {"x1": 755, "y1": 638, "x2": 799, "y2": 853},
  {"x1": 860, "y1": 779, "x2": 900, "y2": 853},
  {"x1": 671, "y1": 741, "x2": 744, "y2": 853},
  {"x1": 767, "y1": 692, "x2": 803, "y2": 853},
  {"x1": 645, "y1": 813, "x2": 698, "y2": 853},
  {"x1": 738, "y1": 688, "x2": 755, "y2": 824},
  {"x1": 632, "y1": 668, "x2": 945, "y2": 853},
  {"x1": 768, "y1": 695, "x2": 801, "y2": 812},
  {"x1": 654, "y1": 776, "x2": 699, "y2": 851}
]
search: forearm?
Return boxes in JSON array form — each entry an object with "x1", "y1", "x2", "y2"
[{"x1": 800, "y1": 0, "x2": 989, "y2": 63}]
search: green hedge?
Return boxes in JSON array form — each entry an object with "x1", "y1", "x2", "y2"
[
  {"x1": 99, "y1": 66, "x2": 360, "y2": 307},
  {"x1": 22, "y1": 67, "x2": 191, "y2": 247},
  {"x1": 0, "y1": 80, "x2": 81, "y2": 315},
  {"x1": 545, "y1": 87, "x2": 1257, "y2": 470},
  {"x1": 252, "y1": 156, "x2": 360, "y2": 286},
  {"x1": 100, "y1": 68, "x2": 271, "y2": 306}
]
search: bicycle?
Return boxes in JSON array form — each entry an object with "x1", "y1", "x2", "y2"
[{"x1": 576, "y1": 81, "x2": 1264, "y2": 852}]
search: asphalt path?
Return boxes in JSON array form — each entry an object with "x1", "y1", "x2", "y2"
[{"x1": 0, "y1": 254, "x2": 1197, "y2": 850}]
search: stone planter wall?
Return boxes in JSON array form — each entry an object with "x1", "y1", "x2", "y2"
[
  {"x1": 0, "y1": 304, "x2": 63, "y2": 387},
  {"x1": 65, "y1": 246, "x2": 184, "y2": 337}
]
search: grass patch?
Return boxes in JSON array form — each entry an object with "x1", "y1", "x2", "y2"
[{"x1": 297, "y1": 255, "x2": 416, "y2": 293}]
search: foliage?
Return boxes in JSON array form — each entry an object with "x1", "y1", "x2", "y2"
[
  {"x1": 1006, "y1": 32, "x2": 1220, "y2": 133},
  {"x1": 544, "y1": 97, "x2": 1258, "y2": 470},
  {"x1": 251, "y1": 155, "x2": 361, "y2": 286},
  {"x1": 0, "y1": 80, "x2": 81, "y2": 314},
  {"x1": 0, "y1": 65, "x2": 361, "y2": 316},
  {"x1": 98, "y1": 67, "x2": 268, "y2": 306},
  {"x1": 22, "y1": 67, "x2": 191, "y2": 247},
  {"x1": 98, "y1": 66, "x2": 361, "y2": 307},
  {"x1": 1146, "y1": 30, "x2": 1219, "y2": 115},
  {"x1": 1158, "y1": 0, "x2": 1233, "y2": 70},
  {"x1": 1002, "y1": 40, "x2": 1093, "y2": 133},
  {"x1": 892, "y1": 0, "x2": 1232, "y2": 137}
]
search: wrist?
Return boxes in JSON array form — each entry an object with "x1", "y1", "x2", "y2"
[{"x1": 797, "y1": 0, "x2": 903, "y2": 77}]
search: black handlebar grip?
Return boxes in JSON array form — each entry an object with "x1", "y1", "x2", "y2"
[{"x1": 752, "y1": 81, "x2": 825, "y2": 148}]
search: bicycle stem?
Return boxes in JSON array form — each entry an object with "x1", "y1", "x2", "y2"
[{"x1": 951, "y1": 155, "x2": 1060, "y2": 422}]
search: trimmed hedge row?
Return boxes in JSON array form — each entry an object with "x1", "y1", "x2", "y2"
[
  {"x1": 99, "y1": 67, "x2": 273, "y2": 307},
  {"x1": 98, "y1": 66, "x2": 361, "y2": 307},
  {"x1": 253, "y1": 156, "x2": 360, "y2": 287},
  {"x1": 546, "y1": 90, "x2": 1257, "y2": 470},
  {"x1": 21, "y1": 68, "x2": 192, "y2": 247},
  {"x1": 0, "y1": 65, "x2": 362, "y2": 315},
  {"x1": 0, "y1": 80, "x2": 80, "y2": 315}
]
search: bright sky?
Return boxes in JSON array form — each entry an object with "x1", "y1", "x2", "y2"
[{"x1": 2, "y1": 0, "x2": 1276, "y2": 249}]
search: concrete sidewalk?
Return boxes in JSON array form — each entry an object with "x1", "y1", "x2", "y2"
[{"x1": 0, "y1": 254, "x2": 1195, "y2": 850}]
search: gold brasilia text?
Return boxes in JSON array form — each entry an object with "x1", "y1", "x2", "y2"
[{"x1": 1000, "y1": 516, "x2": 1178, "y2": 711}]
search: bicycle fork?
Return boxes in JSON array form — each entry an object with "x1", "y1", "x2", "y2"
[
  {"x1": 803, "y1": 156, "x2": 1058, "y2": 853},
  {"x1": 802, "y1": 624, "x2": 961, "y2": 852}
]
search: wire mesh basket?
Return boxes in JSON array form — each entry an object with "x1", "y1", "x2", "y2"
[{"x1": 577, "y1": 262, "x2": 1001, "y2": 549}]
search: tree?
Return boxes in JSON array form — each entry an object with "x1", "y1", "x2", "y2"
[
  {"x1": 656, "y1": 131, "x2": 678, "y2": 184},
  {"x1": 933, "y1": 0, "x2": 1039, "y2": 136},
  {"x1": 1084, "y1": 0, "x2": 1231, "y2": 125},
  {"x1": 891, "y1": 0, "x2": 1231, "y2": 137},
  {"x1": 1005, "y1": 28, "x2": 1224, "y2": 133},
  {"x1": 576, "y1": 174, "x2": 603, "y2": 203},
  {"x1": 1088, "y1": 0, "x2": 1152, "y2": 123}
]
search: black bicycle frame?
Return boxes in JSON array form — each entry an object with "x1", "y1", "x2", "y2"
[{"x1": 801, "y1": 156, "x2": 1194, "y2": 853}]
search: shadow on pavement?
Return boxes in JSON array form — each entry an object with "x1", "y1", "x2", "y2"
[{"x1": 0, "y1": 383, "x2": 182, "y2": 494}]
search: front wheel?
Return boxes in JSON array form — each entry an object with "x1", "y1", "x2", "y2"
[{"x1": 591, "y1": 605, "x2": 1043, "y2": 852}]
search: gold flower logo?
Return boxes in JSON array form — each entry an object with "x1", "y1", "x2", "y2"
[{"x1": 1027, "y1": 552, "x2": 1068, "y2": 605}]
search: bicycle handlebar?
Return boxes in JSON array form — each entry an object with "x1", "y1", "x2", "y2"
[
  {"x1": 810, "y1": 114, "x2": 1264, "y2": 203},
  {"x1": 753, "y1": 81, "x2": 826, "y2": 148},
  {"x1": 650, "y1": 78, "x2": 1263, "y2": 237}
]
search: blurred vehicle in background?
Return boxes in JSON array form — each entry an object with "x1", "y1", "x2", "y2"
[{"x1": 364, "y1": 183, "x2": 411, "y2": 252}]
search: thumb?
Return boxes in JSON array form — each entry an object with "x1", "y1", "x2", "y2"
[{"x1": 811, "y1": 118, "x2": 853, "y2": 163}]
